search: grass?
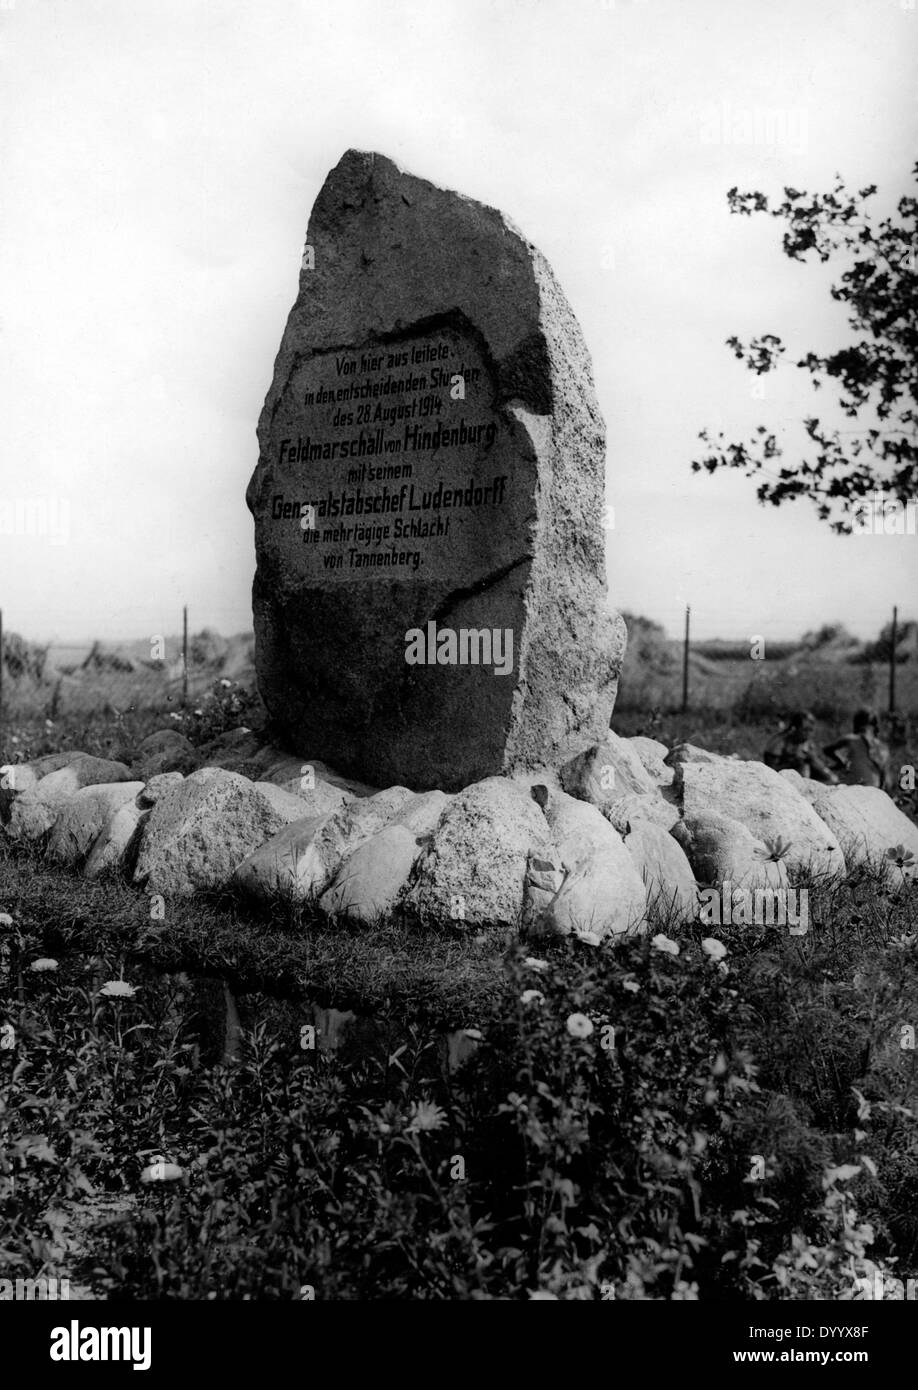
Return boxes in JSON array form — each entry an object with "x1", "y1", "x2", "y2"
[
  {"x1": 0, "y1": 834, "x2": 507, "y2": 1030},
  {"x1": 2, "y1": 843, "x2": 918, "y2": 1300}
]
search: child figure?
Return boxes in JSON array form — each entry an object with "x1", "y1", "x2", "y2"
[
  {"x1": 824, "y1": 709, "x2": 890, "y2": 789},
  {"x1": 763, "y1": 711, "x2": 839, "y2": 783}
]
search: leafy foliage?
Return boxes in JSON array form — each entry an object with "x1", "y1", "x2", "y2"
[{"x1": 693, "y1": 168, "x2": 918, "y2": 532}]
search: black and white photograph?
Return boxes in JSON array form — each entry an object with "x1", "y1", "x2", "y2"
[{"x1": 1, "y1": 0, "x2": 916, "y2": 1363}]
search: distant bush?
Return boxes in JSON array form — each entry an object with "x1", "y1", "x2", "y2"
[{"x1": 860, "y1": 619, "x2": 918, "y2": 665}]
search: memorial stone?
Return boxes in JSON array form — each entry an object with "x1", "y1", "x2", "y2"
[{"x1": 247, "y1": 149, "x2": 624, "y2": 791}]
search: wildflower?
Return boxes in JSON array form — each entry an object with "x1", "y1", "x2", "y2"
[
  {"x1": 462, "y1": 1028, "x2": 483, "y2": 1040},
  {"x1": 169, "y1": 712, "x2": 182, "y2": 721},
  {"x1": 651, "y1": 933, "x2": 680, "y2": 957},
  {"x1": 220, "y1": 679, "x2": 232, "y2": 688},
  {"x1": 622, "y1": 978, "x2": 640, "y2": 994},
  {"x1": 140, "y1": 1160, "x2": 184, "y2": 1183},
  {"x1": 0, "y1": 913, "x2": 13, "y2": 928},
  {"x1": 407, "y1": 1100, "x2": 446, "y2": 1133},
  {"x1": 701, "y1": 938, "x2": 727, "y2": 962},
  {"x1": 566, "y1": 1012, "x2": 594, "y2": 1039},
  {"x1": 99, "y1": 980, "x2": 138, "y2": 999},
  {"x1": 576, "y1": 930, "x2": 603, "y2": 947},
  {"x1": 44, "y1": 720, "x2": 54, "y2": 730},
  {"x1": 30, "y1": 958, "x2": 59, "y2": 973},
  {"x1": 520, "y1": 989, "x2": 545, "y2": 1005},
  {"x1": 194, "y1": 708, "x2": 203, "y2": 716},
  {"x1": 10, "y1": 735, "x2": 19, "y2": 744},
  {"x1": 522, "y1": 956, "x2": 549, "y2": 972}
]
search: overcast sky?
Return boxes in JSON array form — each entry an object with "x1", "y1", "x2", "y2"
[{"x1": 1, "y1": 0, "x2": 916, "y2": 645}]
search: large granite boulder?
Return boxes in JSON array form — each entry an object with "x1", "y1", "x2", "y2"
[
  {"x1": 6, "y1": 778, "x2": 74, "y2": 841},
  {"x1": 537, "y1": 790, "x2": 647, "y2": 940},
  {"x1": 134, "y1": 730, "x2": 199, "y2": 780},
  {"x1": 134, "y1": 768, "x2": 320, "y2": 896},
  {"x1": 254, "y1": 750, "x2": 378, "y2": 799},
  {"x1": 560, "y1": 731, "x2": 657, "y2": 807},
  {"x1": 319, "y1": 787, "x2": 453, "y2": 920},
  {"x1": 233, "y1": 786, "x2": 419, "y2": 904},
  {"x1": 24, "y1": 750, "x2": 88, "y2": 779},
  {"x1": 84, "y1": 802, "x2": 150, "y2": 879},
  {"x1": 676, "y1": 759, "x2": 845, "y2": 879},
  {"x1": 4, "y1": 758, "x2": 131, "y2": 842},
  {"x1": 665, "y1": 743, "x2": 725, "y2": 768},
  {"x1": 405, "y1": 776, "x2": 553, "y2": 928},
  {"x1": 627, "y1": 736, "x2": 675, "y2": 787},
  {"x1": 602, "y1": 789, "x2": 680, "y2": 835},
  {"x1": 230, "y1": 815, "x2": 333, "y2": 903},
  {"x1": 139, "y1": 772, "x2": 185, "y2": 806},
  {"x1": 798, "y1": 783, "x2": 918, "y2": 878},
  {"x1": 246, "y1": 149, "x2": 625, "y2": 792},
  {"x1": 257, "y1": 773, "x2": 354, "y2": 820},
  {"x1": 47, "y1": 783, "x2": 145, "y2": 867},
  {"x1": 624, "y1": 820, "x2": 697, "y2": 922},
  {"x1": 672, "y1": 812, "x2": 789, "y2": 893},
  {"x1": 319, "y1": 824, "x2": 423, "y2": 922}
]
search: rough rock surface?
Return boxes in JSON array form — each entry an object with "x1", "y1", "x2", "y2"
[
  {"x1": 231, "y1": 816, "x2": 333, "y2": 902},
  {"x1": 134, "y1": 730, "x2": 199, "y2": 780},
  {"x1": 800, "y1": 783, "x2": 918, "y2": 876},
  {"x1": 25, "y1": 750, "x2": 88, "y2": 780},
  {"x1": 233, "y1": 786, "x2": 417, "y2": 903},
  {"x1": 0, "y1": 763, "x2": 37, "y2": 824},
  {"x1": 247, "y1": 149, "x2": 625, "y2": 792},
  {"x1": 139, "y1": 772, "x2": 185, "y2": 806},
  {"x1": 317, "y1": 788, "x2": 452, "y2": 919},
  {"x1": 84, "y1": 802, "x2": 149, "y2": 878},
  {"x1": 319, "y1": 823, "x2": 421, "y2": 921},
  {"x1": 538, "y1": 790, "x2": 647, "y2": 939},
  {"x1": 48, "y1": 783, "x2": 145, "y2": 866},
  {"x1": 603, "y1": 789, "x2": 680, "y2": 835},
  {"x1": 672, "y1": 812, "x2": 789, "y2": 893},
  {"x1": 6, "y1": 767, "x2": 88, "y2": 841},
  {"x1": 0, "y1": 764, "x2": 38, "y2": 795},
  {"x1": 559, "y1": 732, "x2": 657, "y2": 807},
  {"x1": 677, "y1": 759, "x2": 845, "y2": 879},
  {"x1": 522, "y1": 853, "x2": 566, "y2": 931},
  {"x1": 627, "y1": 736, "x2": 675, "y2": 787},
  {"x1": 256, "y1": 751, "x2": 377, "y2": 799},
  {"x1": 624, "y1": 820, "x2": 697, "y2": 920},
  {"x1": 665, "y1": 743, "x2": 724, "y2": 768},
  {"x1": 252, "y1": 781, "x2": 327, "y2": 822},
  {"x1": 39, "y1": 755, "x2": 135, "y2": 790},
  {"x1": 405, "y1": 776, "x2": 553, "y2": 927},
  {"x1": 134, "y1": 768, "x2": 318, "y2": 896},
  {"x1": 7, "y1": 790, "x2": 69, "y2": 841},
  {"x1": 257, "y1": 772, "x2": 354, "y2": 820},
  {"x1": 137, "y1": 730, "x2": 192, "y2": 759}
]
